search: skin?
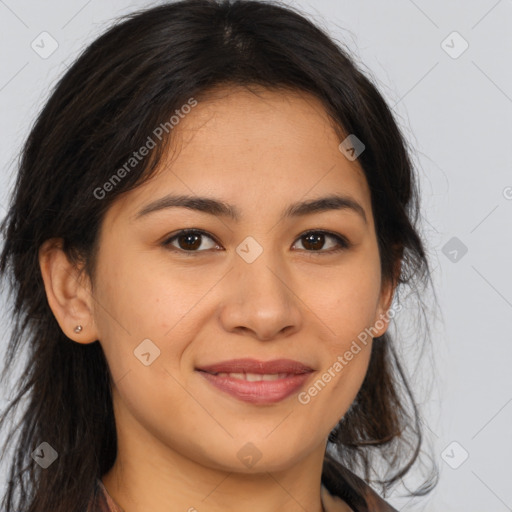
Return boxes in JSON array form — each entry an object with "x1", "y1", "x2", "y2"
[{"x1": 39, "y1": 86, "x2": 397, "y2": 512}]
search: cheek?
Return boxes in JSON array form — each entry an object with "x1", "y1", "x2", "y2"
[
  {"x1": 311, "y1": 256, "x2": 382, "y2": 342},
  {"x1": 92, "y1": 245, "x2": 217, "y2": 384},
  {"x1": 305, "y1": 253, "x2": 380, "y2": 408},
  {"x1": 93, "y1": 243, "x2": 177, "y2": 332},
  {"x1": 296, "y1": 338, "x2": 372, "y2": 438}
]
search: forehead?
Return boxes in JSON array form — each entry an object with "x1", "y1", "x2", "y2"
[{"x1": 105, "y1": 86, "x2": 372, "y2": 227}]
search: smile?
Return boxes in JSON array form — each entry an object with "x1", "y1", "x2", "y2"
[{"x1": 196, "y1": 370, "x2": 313, "y2": 404}]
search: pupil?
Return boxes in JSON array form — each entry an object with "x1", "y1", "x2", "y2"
[
  {"x1": 180, "y1": 233, "x2": 201, "y2": 250},
  {"x1": 304, "y1": 233, "x2": 324, "y2": 250}
]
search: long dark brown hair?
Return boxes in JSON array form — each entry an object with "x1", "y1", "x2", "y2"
[{"x1": 0, "y1": 1, "x2": 438, "y2": 510}]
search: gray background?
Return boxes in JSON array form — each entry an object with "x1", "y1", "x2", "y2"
[{"x1": 0, "y1": 1, "x2": 511, "y2": 511}]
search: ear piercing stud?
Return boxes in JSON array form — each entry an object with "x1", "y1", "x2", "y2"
[{"x1": 74, "y1": 325, "x2": 83, "y2": 333}]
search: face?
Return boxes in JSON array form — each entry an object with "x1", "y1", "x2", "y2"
[{"x1": 82, "y1": 86, "x2": 394, "y2": 473}]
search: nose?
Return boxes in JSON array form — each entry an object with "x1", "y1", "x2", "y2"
[{"x1": 218, "y1": 252, "x2": 303, "y2": 341}]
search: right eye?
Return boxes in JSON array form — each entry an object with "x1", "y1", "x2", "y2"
[{"x1": 162, "y1": 229, "x2": 222, "y2": 253}]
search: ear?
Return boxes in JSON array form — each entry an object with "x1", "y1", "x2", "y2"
[
  {"x1": 371, "y1": 255, "x2": 402, "y2": 338},
  {"x1": 38, "y1": 238, "x2": 99, "y2": 344}
]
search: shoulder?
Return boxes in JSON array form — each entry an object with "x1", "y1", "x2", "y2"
[{"x1": 322, "y1": 455, "x2": 399, "y2": 512}]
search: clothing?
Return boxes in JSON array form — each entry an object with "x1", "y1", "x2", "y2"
[
  {"x1": 87, "y1": 479, "x2": 123, "y2": 512},
  {"x1": 321, "y1": 455, "x2": 398, "y2": 511},
  {"x1": 88, "y1": 458, "x2": 398, "y2": 511}
]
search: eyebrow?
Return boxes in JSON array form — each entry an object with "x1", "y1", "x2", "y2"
[{"x1": 134, "y1": 193, "x2": 367, "y2": 224}]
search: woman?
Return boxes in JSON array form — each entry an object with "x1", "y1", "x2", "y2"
[{"x1": 0, "y1": 1, "x2": 438, "y2": 511}]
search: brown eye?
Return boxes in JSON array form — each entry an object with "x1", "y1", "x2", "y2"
[
  {"x1": 163, "y1": 230, "x2": 220, "y2": 252},
  {"x1": 162, "y1": 229, "x2": 350, "y2": 255},
  {"x1": 293, "y1": 231, "x2": 350, "y2": 253}
]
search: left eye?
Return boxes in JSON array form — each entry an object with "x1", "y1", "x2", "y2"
[
  {"x1": 162, "y1": 229, "x2": 350, "y2": 254},
  {"x1": 293, "y1": 231, "x2": 350, "y2": 252}
]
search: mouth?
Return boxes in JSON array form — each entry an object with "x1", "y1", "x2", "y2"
[
  {"x1": 195, "y1": 358, "x2": 314, "y2": 404},
  {"x1": 195, "y1": 357, "x2": 314, "y2": 375},
  {"x1": 197, "y1": 371, "x2": 299, "y2": 381}
]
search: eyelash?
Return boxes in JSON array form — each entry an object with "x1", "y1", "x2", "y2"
[{"x1": 162, "y1": 229, "x2": 351, "y2": 255}]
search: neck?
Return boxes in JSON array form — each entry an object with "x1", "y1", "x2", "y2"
[
  {"x1": 102, "y1": 401, "x2": 328, "y2": 512},
  {"x1": 102, "y1": 453, "x2": 327, "y2": 512}
]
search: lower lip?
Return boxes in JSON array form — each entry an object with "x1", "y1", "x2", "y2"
[{"x1": 196, "y1": 371, "x2": 313, "y2": 404}]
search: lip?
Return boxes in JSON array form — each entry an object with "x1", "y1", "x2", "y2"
[
  {"x1": 195, "y1": 358, "x2": 314, "y2": 405},
  {"x1": 195, "y1": 358, "x2": 314, "y2": 375},
  {"x1": 197, "y1": 371, "x2": 313, "y2": 404}
]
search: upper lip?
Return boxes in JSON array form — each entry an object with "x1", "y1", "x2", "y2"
[{"x1": 196, "y1": 358, "x2": 314, "y2": 375}]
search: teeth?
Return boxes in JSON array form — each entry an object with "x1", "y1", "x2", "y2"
[
  {"x1": 226, "y1": 372, "x2": 244, "y2": 380},
  {"x1": 215, "y1": 372, "x2": 290, "y2": 381}
]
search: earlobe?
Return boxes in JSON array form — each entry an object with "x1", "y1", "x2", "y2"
[{"x1": 38, "y1": 238, "x2": 99, "y2": 344}]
